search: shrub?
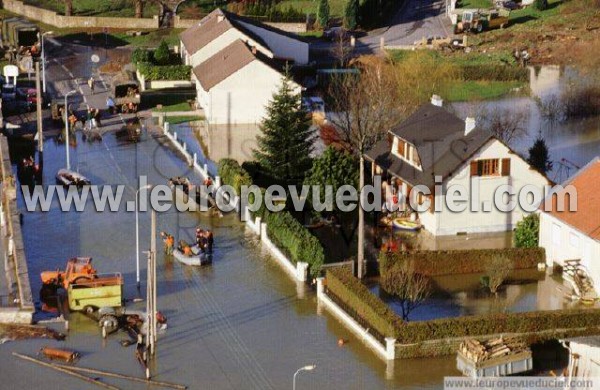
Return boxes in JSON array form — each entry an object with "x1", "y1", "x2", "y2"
[
  {"x1": 326, "y1": 267, "x2": 403, "y2": 338},
  {"x1": 266, "y1": 211, "x2": 324, "y2": 277},
  {"x1": 153, "y1": 40, "x2": 171, "y2": 66},
  {"x1": 136, "y1": 62, "x2": 191, "y2": 81},
  {"x1": 535, "y1": 0, "x2": 548, "y2": 10},
  {"x1": 379, "y1": 247, "x2": 545, "y2": 276},
  {"x1": 132, "y1": 47, "x2": 151, "y2": 64},
  {"x1": 514, "y1": 214, "x2": 540, "y2": 248},
  {"x1": 217, "y1": 158, "x2": 253, "y2": 197},
  {"x1": 460, "y1": 65, "x2": 529, "y2": 82}
]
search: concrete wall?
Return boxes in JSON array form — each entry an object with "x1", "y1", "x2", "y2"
[
  {"x1": 3, "y1": 0, "x2": 159, "y2": 29},
  {"x1": 198, "y1": 59, "x2": 298, "y2": 125},
  {"x1": 433, "y1": 139, "x2": 550, "y2": 235},
  {"x1": 539, "y1": 212, "x2": 600, "y2": 286},
  {"x1": 0, "y1": 135, "x2": 33, "y2": 324}
]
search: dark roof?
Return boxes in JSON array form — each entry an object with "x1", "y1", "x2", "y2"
[
  {"x1": 180, "y1": 9, "x2": 270, "y2": 56},
  {"x1": 193, "y1": 39, "x2": 256, "y2": 90},
  {"x1": 364, "y1": 103, "x2": 493, "y2": 188}
]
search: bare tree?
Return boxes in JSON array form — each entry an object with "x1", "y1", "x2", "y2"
[
  {"x1": 477, "y1": 106, "x2": 529, "y2": 145},
  {"x1": 484, "y1": 255, "x2": 513, "y2": 294},
  {"x1": 381, "y1": 261, "x2": 431, "y2": 321},
  {"x1": 327, "y1": 56, "x2": 407, "y2": 278},
  {"x1": 330, "y1": 34, "x2": 353, "y2": 67},
  {"x1": 64, "y1": 0, "x2": 73, "y2": 16}
]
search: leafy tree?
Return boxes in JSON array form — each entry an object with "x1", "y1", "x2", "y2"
[
  {"x1": 344, "y1": 0, "x2": 359, "y2": 30},
  {"x1": 304, "y1": 146, "x2": 358, "y2": 212},
  {"x1": 514, "y1": 213, "x2": 540, "y2": 248},
  {"x1": 153, "y1": 40, "x2": 171, "y2": 65},
  {"x1": 253, "y1": 74, "x2": 314, "y2": 186},
  {"x1": 65, "y1": 0, "x2": 73, "y2": 16},
  {"x1": 317, "y1": 0, "x2": 330, "y2": 28},
  {"x1": 528, "y1": 136, "x2": 553, "y2": 174},
  {"x1": 133, "y1": 0, "x2": 145, "y2": 18},
  {"x1": 483, "y1": 255, "x2": 513, "y2": 294}
]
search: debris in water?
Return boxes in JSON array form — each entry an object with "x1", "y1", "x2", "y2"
[
  {"x1": 0, "y1": 324, "x2": 66, "y2": 341},
  {"x1": 40, "y1": 346, "x2": 80, "y2": 362}
]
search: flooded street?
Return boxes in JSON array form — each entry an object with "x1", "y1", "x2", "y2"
[{"x1": 0, "y1": 125, "x2": 463, "y2": 389}]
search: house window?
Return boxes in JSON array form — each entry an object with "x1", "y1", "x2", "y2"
[
  {"x1": 471, "y1": 158, "x2": 511, "y2": 177},
  {"x1": 552, "y1": 224, "x2": 561, "y2": 246},
  {"x1": 569, "y1": 232, "x2": 580, "y2": 248},
  {"x1": 397, "y1": 139, "x2": 405, "y2": 157},
  {"x1": 395, "y1": 138, "x2": 421, "y2": 168}
]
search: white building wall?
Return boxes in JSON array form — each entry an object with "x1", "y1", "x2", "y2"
[
  {"x1": 200, "y1": 60, "x2": 299, "y2": 125},
  {"x1": 432, "y1": 139, "x2": 549, "y2": 235},
  {"x1": 567, "y1": 340, "x2": 600, "y2": 377},
  {"x1": 539, "y1": 212, "x2": 600, "y2": 288},
  {"x1": 237, "y1": 20, "x2": 309, "y2": 65},
  {"x1": 187, "y1": 29, "x2": 272, "y2": 68}
]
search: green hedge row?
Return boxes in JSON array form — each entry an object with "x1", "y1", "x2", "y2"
[
  {"x1": 380, "y1": 247, "x2": 545, "y2": 276},
  {"x1": 326, "y1": 267, "x2": 600, "y2": 345},
  {"x1": 460, "y1": 64, "x2": 529, "y2": 82},
  {"x1": 326, "y1": 267, "x2": 403, "y2": 339},
  {"x1": 397, "y1": 309, "x2": 600, "y2": 343},
  {"x1": 266, "y1": 211, "x2": 324, "y2": 277},
  {"x1": 137, "y1": 62, "x2": 191, "y2": 81},
  {"x1": 217, "y1": 158, "x2": 253, "y2": 197}
]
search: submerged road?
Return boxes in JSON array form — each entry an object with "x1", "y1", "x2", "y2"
[{"x1": 0, "y1": 41, "x2": 459, "y2": 389}]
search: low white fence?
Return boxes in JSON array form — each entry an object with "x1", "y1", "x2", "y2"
[{"x1": 160, "y1": 123, "x2": 308, "y2": 283}]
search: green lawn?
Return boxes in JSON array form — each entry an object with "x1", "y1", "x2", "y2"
[
  {"x1": 276, "y1": 0, "x2": 347, "y2": 17},
  {"x1": 166, "y1": 116, "x2": 205, "y2": 125},
  {"x1": 153, "y1": 102, "x2": 194, "y2": 113},
  {"x1": 459, "y1": 0, "x2": 494, "y2": 9},
  {"x1": 442, "y1": 80, "x2": 528, "y2": 101}
]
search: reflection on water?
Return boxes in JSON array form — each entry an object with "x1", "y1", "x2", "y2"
[
  {"x1": 370, "y1": 270, "x2": 599, "y2": 322},
  {"x1": 453, "y1": 66, "x2": 600, "y2": 183}
]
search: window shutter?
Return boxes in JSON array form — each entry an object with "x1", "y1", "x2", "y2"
[
  {"x1": 502, "y1": 158, "x2": 511, "y2": 176},
  {"x1": 470, "y1": 161, "x2": 478, "y2": 177}
]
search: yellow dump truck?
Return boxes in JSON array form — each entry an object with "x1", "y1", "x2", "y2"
[
  {"x1": 67, "y1": 273, "x2": 123, "y2": 312},
  {"x1": 455, "y1": 9, "x2": 510, "y2": 33}
]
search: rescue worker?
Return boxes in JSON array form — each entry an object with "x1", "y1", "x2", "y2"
[
  {"x1": 178, "y1": 240, "x2": 193, "y2": 257},
  {"x1": 196, "y1": 228, "x2": 205, "y2": 250},
  {"x1": 106, "y1": 96, "x2": 115, "y2": 115},
  {"x1": 205, "y1": 230, "x2": 214, "y2": 253},
  {"x1": 160, "y1": 232, "x2": 174, "y2": 255}
]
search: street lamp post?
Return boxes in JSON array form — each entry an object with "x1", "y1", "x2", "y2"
[
  {"x1": 293, "y1": 365, "x2": 316, "y2": 390},
  {"x1": 136, "y1": 184, "x2": 152, "y2": 290},
  {"x1": 40, "y1": 31, "x2": 53, "y2": 94},
  {"x1": 64, "y1": 90, "x2": 77, "y2": 170}
]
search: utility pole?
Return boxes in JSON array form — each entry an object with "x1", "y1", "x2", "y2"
[
  {"x1": 145, "y1": 208, "x2": 157, "y2": 363},
  {"x1": 35, "y1": 61, "x2": 43, "y2": 174}
]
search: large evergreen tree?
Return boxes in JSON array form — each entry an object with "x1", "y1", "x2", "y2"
[
  {"x1": 253, "y1": 75, "x2": 314, "y2": 186},
  {"x1": 344, "y1": 0, "x2": 359, "y2": 30},
  {"x1": 317, "y1": 0, "x2": 330, "y2": 28},
  {"x1": 304, "y1": 146, "x2": 358, "y2": 212},
  {"x1": 528, "y1": 136, "x2": 553, "y2": 174}
]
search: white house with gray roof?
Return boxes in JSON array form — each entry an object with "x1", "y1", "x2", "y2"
[{"x1": 364, "y1": 95, "x2": 552, "y2": 236}]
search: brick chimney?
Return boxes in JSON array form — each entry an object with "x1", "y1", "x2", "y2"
[
  {"x1": 465, "y1": 117, "x2": 476, "y2": 135},
  {"x1": 431, "y1": 94, "x2": 443, "y2": 107},
  {"x1": 251, "y1": 46, "x2": 257, "y2": 55}
]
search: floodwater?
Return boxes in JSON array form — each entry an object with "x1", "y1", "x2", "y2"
[
  {"x1": 453, "y1": 66, "x2": 600, "y2": 184},
  {"x1": 371, "y1": 269, "x2": 599, "y2": 322},
  {"x1": 1, "y1": 127, "x2": 464, "y2": 389}
]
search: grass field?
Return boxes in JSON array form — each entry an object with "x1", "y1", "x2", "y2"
[
  {"x1": 166, "y1": 115, "x2": 205, "y2": 125},
  {"x1": 153, "y1": 101, "x2": 194, "y2": 113},
  {"x1": 443, "y1": 80, "x2": 527, "y2": 101},
  {"x1": 276, "y1": 0, "x2": 347, "y2": 17},
  {"x1": 459, "y1": 0, "x2": 494, "y2": 9}
]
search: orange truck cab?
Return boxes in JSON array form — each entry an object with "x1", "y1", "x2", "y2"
[{"x1": 41, "y1": 257, "x2": 98, "y2": 290}]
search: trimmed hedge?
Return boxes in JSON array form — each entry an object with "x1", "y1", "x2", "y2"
[
  {"x1": 397, "y1": 309, "x2": 600, "y2": 344},
  {"x1": 326, "y1": 267, "x2": 403, "y2": 339},
  {"x1": 217, "y1": 158, "x2": 253, "y2": 197},
  {"x1": 325, "y1": 267, "x2": 600, "y2": 346},
  {"x1": 460, "y1": 64, "x2": 529, "y2": 82},
  {"x1": 266, "y1": 211, "x2": 324, "y2": 277},
  {"x1": 380, "y1": 247, "x2": 545, "y2": 277},
  {"x1": 137, "y1": 62, "x2": 191, "y2": 81}
]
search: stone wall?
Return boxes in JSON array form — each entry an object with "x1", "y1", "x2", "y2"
[
  {"x1": 3, "y1": 0, "x2": 159, "y2": 29},
  {"x1": 173, "y1": 15, "x2": 307, "y2": 33}
]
